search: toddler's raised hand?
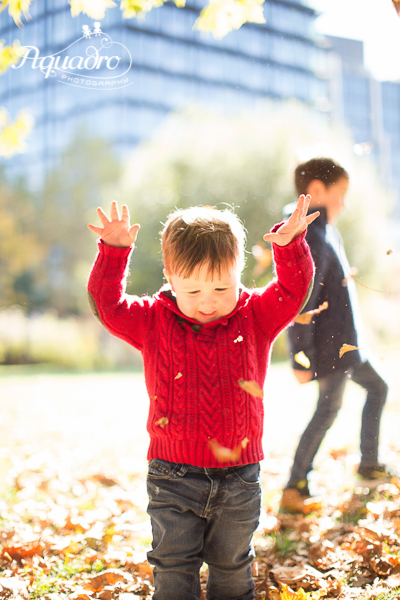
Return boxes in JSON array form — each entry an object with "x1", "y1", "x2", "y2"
[
  {"x1": 263, "y1": 194, "x2": 319, "y2": 247},
  {"x1": 88, "y1": 201, "x2": 140, "y2": 248}
]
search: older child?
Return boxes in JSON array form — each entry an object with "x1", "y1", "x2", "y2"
[
  {"x1": 87, "y1": 197, "x2": 317, "y2": 600},
  {"x1": 281, "y1": 158, "x2": 389, "y2": 514}
]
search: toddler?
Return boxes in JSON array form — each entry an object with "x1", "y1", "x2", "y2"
[{"x1": 87, "y1": 196, "x2": 317, "y2": 600}]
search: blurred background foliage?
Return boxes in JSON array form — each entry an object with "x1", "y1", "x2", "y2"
[{"x1": 1, "y1": 100, "x2": 398, "y2": 368}]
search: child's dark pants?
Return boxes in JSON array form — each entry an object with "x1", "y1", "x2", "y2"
[{"x1": 146, "y1": 460, "x2": 261, "y2": 600}]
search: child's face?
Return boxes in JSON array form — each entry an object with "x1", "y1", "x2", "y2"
[
  {"x1": 309, "y1": 176, "x2": 349, "y2": 222},
  {"x1": 165, "y1": 262, "x2": 240, "y2": 324}
]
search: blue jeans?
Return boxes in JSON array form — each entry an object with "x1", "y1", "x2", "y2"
[
  {"x1": 287, "y1": 360, "x2": 389, "y2": 487},
  {"x1": 146, "y1": 460, "x2": 261, "y2": 600}
]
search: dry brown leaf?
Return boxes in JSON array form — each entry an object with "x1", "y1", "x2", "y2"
[
  {"x1": 155, "y1": 417, "x2": 169, "y2": 428},
  {"x1": 1, "y1": 542, "x2": 44, "y2": 561},
  {"x1": 238, "y1": 378, "x2": 263, "y2": 398},
  {"x1": 294, "y1": 302, "x2": 328, "y2": 325},
  {"x1": 339, "y1": 344, "x2": 361, "y2": 358},
  {"x1": 84, "y1": 568, "x2": 130, "y2": 592},
  {"x1": 270, "y1": 564, "x2": 308, "y2": 584},
  {"x1": 386, "y1": 249, "x2": 394, "y2": 255},
  {"x1": 294, "y1": 351, "x2": 310, "y2": 369},
  {"x1": 208, "y1": 439, "x2": 242, "y2": 463}
]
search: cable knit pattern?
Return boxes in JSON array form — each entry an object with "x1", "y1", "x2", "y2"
[{"x1": 87, "y1": 231, "x2": 314, "y2": 467}]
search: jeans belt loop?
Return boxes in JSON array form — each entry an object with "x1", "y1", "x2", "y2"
[{"x1": 177, "y1": 464, "x2": 189, "y2": 477}]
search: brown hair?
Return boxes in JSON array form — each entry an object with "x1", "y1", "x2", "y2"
[
  {"x1": 161, "y1": 206, "x2": 245, "y2": 278},
  {"x1": 295, "y1": 158, "x2": 349, "y2": 195}
]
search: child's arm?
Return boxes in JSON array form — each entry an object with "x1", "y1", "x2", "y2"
[
  {"x1": 251, "y1": 195, "x2": 318, "y2": 341},
  {"x1": 87, "y1": 202, "x2": 152, "y2": 351}
]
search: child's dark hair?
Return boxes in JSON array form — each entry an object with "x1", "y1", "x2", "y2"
[
  {"x1": 161, "y1": 206, "x2": 245, "y2": 278},
  {"x1": 295, "y1": 158, "x2": 349, "y2": 195}
]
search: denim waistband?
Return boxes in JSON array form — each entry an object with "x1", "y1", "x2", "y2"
[{"x1": 152, "y1": 460, "x2": 258, "y2": 477}]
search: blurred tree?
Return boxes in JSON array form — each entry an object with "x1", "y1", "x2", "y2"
[
  {"x1": 0, "y1": 167, "x2": 45, "y2": 309},
  {"x1": 110, "y1": 101, "x2": 393, "y2": 299},
  {"x1": 38, "y1": 130, "x2": 121, "y2": 315}
]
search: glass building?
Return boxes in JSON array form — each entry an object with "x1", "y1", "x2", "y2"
[
  {"x1": 0, "y1": 0, "x2": 329, "y2": 187},
  {"x1": 328, "y1": 35, "x2": 400, "y2": 215}
]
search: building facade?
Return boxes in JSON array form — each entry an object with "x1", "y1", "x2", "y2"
[
  {"x1": 0, "y1": 0, "x2": 329, "y2": 187},
  {"x1": 328, "y1": 35, "x2": 400, "y2": 215}
]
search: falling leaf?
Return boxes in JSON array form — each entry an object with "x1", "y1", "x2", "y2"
[
  {"x1": 294, "y1": 351, "x2": 310, "y2": 369},
  {"x1": 386, "y1": 249, "x2": 394, "y2": 255},
  {"x1": 208, "y1": 439, "x2": 242, "y2": 463},
  {"x1": 393, "y1": 0, "x2": 400, "y2": 16},
  {"x1": 294, "y1": 301, "x2": 328, "y2": 325},
  {"x1": 241, "y1": 437, "x2": 249, "y2": 448},
  {"x1": 238, "y1": 378, "x2": 263, "y2": 398},
  {"x1": 155, "y1": 417, "x2": 168, "y2": 428},
  {"x1": 174, "y1": 372, "x2": 182, "y2": 380},
  {"x1": 234, "y1": 335, "x2": 243, "y2": 343},
  {"x1": 339, "y1": 344, "x2": 361, "y2": 358}
]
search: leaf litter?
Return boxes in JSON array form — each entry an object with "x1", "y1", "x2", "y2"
[{"x1": 1, "y1": 446, "x2": 400, "y2": 599}]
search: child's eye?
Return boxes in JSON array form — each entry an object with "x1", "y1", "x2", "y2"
[
  {"x1": 216, "y1": 288, "x2": 227, "y2": 292},
  {"x1": 188, "y1": 291, "x2": 200, "y2": 295}
]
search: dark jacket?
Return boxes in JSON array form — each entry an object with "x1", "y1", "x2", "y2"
[{"x1": 286, "y1": 206, "x2": 366, "y2": 379}]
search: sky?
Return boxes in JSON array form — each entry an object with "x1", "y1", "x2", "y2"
[{"x1": 310, "y1": 0, "x2": 400, "y2": 81}]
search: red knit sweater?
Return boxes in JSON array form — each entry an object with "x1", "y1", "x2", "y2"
[{"x1": 87, "y1": 231, "x2": 314, "y2": 467}]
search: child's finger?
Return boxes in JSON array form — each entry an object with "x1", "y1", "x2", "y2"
[
  {"x1": 88, "y1": 224, "x2": 103, "y2": 235},
  {"x1": 97, "y1": 207, "x2": 110, "y2": 226},
  {"x1": 110, "y1": 201, "x2": 120, "y2": 221},
  {"x1": 121, "y1": 204, "x2": 130, "y2": 223},
  {"x1": 306, "y1": 211, "x2": 320, "y2": 225},
  {"x1": 128, "y1": 223, "x2": 140, "y2": 242}
]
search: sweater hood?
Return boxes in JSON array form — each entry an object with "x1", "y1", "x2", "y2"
[{"x1": 154, "y1": 284, "x2": 251, "y2": 330}]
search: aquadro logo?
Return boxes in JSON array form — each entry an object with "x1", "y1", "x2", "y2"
[{"x1": 13, "y1": 22, "x2": 132, "y2": 90}]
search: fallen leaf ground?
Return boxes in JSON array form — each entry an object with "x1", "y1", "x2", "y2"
[{"x1": 1, "y1": 355, "x2": 399, "y2": 600}]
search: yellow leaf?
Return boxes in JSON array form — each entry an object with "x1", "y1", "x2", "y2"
[
  {"x1": 0, "y1": 0, "x2": 32, "y2": 27},
  {"x1": 69, "y1": 0, "x2": 117, "y2": 19},
  {"x1": 194, "y1": 0, "x2": 266, "y2": 39},
  {"x1": 238, "y1": 378, "x2": 263, "y2": 398},
  {"x1": 208, "y1": 439, "x2": 242, "y2": 462},
  {"x1": 294, "y1": 351, "x2": 310, "y2": 369},
  {"x1": 155, "y1": 417, "x2": 168, "y2": 428},
  {"x1": 0, "y1": 108, "x2": 34, "y2": 158},
  {"x1": 174, "y1": 372, "x2": 183, "y2": 380},
  {"x1": 339, "y1": 343, "x2": 361, "y2": 359},
  {"x1": 120, "y1": 0, "x2": 165, "y2": 18},
  {"x1": 279, "y1": 583, "x2": 326, "y2": 600},
  {"x1": 0, "y1": 39, "x2": 25, "y2": 75},
  {"x1": 294, "y1": 301, "x2": 328, "y2": 325},
  {"x1": 233, "y1": 335, "x2": 243, "y2": 343}
]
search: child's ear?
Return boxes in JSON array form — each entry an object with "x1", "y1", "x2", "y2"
[
  {"x1": 307, "y1": 180, "x2": 326, "y2": 204},
  {"x1": 163, "y1": 268, "x2": 175, "y2": 291}
]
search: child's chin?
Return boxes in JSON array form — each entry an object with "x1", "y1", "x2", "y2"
[{"x1": 197, "y1": 311, "x2": 218, "y2": 323}]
